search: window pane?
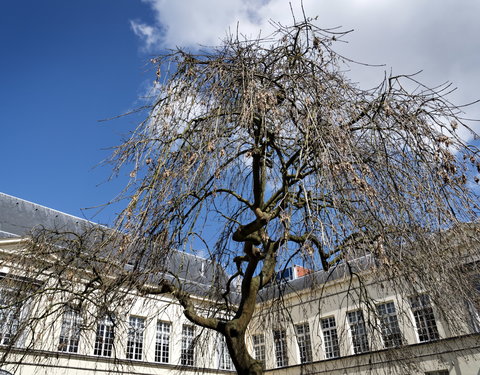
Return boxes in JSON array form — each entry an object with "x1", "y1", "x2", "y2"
[
  {"x1": 467, "y1": 300, "x2": 480, "y2": 333},
  {"x1": 58, "y1": 307, "x2": 82, "y2": 353},
  {"x1": 155, "y1": 321, "x2": 171, "y2": 363},
  {"x1": 347, "y1": 310, "x2": 369, "y2": 354},
  {"x1": 467, "y1": 277, "x2": 480, "y2": 333},
  {"x1": 94, "y1": 315, "x2": 114, "y2": 357},
  {"x1": 410, "y1": 295, "x2": 439, "y2": 342},
  {"x1": 273, "y1": 329, "x2": 288, "y2": 367},
  {"x1": 321, "y1": 317, "x2": 340, "y2": 359},
  {"x1": 126, "y1": 316, "x2": 144, "y2": 360},
  {"x1": 295, "y1": 323, "x2": 313, "y2": 363},
  {"x1": 181, "y1": 325, "x2": 195, "y2": 366},
  {"x1": 377, "y1": 302, "x2": 403, "y2": 348},
  {"x1": 0, "y1": 288, "x2": 22, "y2": 346},
  {"x1": 217, "y1": 336, "x2": 233, "y2": 370},
  {"x1": 252, "y1": 334, "x2": 265, "y2": 363}
]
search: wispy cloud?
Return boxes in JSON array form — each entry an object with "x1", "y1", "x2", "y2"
[{"x1": 130, "y1": 20, "x2": 162, "y2": 50}]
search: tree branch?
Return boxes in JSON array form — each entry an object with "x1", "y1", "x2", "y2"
[{"x1": 137, "y1": 279, "x2": 221, "y2": 330}]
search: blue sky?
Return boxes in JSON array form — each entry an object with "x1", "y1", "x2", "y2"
[
  {"x1": 1, "y1": 0, "x2": 479, "y2": 226},
  {"x1": 0, "y1": 1, "x2": 156, "y2": 224}
]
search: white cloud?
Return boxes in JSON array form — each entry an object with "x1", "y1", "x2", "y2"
[
  {"x1": 130, "y1": 20, "x2": 162, "y2": 50},
  {"x1": 131, "y1": 0, "x2": 255, "y2": 48},
  {"x1": 132, "y1": 0, "x2": 480, "y2": 139}
]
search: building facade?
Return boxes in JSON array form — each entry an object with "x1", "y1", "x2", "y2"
[
  {"x1": 0, "y1": 192, "x2": 479, "y2": 375},
  {"x1": 248, "y1": 261, "x2": 480, "y2": 374}
]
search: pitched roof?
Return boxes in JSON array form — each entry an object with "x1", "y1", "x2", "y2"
[
  {"x1": 0, "y1": 192, "x2": 227, "y2": 294},
  {"x1": 0, "y1": 192, "x2": 92, "y2": 238}
]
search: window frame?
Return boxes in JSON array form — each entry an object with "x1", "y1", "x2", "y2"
[
  {"x1": 273, "y1": 328, "x2": 288, "y2": 368},
  {"x1": 467, "y1": 275, "x2": 480, "y2": 333},
  {"x1": 467, "y1": 299, "x2": 480, "y2": 333},
  {"x1": 217, "y1": 335, "x2": 233, "y2": 370},
  {"x1": 252, "y1": 333, "x2": 266, "y2": 364},
  {"x1": 321, "y1": 316, "x2": 340, "y2": 359},
  {"x1": 126, "y1": 316, "x2": 145, "y2": 360},
  {"x1": 0, "y1": 287, "x2": 23, "y2": 346},
  {"x1": 58, "y1": 306, "x2": 83, "y2": 353},
  {"x1": 376, "y1": 301, "x2": 403, "y2": 348},
  {"x1": 347, "y1": 310, "x2": 370, "y2": 354},
  {"x1": 0, "y1": 275, "x2": 38, "y2": 348},
  {"x1": 94, "y1": 315, "x2": 115, "y2": 357},
  {"x1": 409, "y1": 294, "x2": 440, "y2": 343},
  {"x1": 181, "y1": 324, "x2": 195, "y2": 366},
  {"x1": 295, "y1": 322, "x2": 313, "y2": 363},
  {"x1": 155, "y1": 321, "x2": 171, "y2": 364}
]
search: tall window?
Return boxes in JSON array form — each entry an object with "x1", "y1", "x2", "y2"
[
  {"x1": 94, "y1": 315, "x2": 114, "y2": 357},
  {"x1": 252, "y1": 333, "x2": 265, "y2": 363},
  {"x1": 58, "y1": 307, "x2": 82, "y2": 353},
  {"x1": 126, "y1": 316, "x2": 144, "y2": 360},
  {"x1": 0, "y1": 288, "x2": 21, "y2": 346},
  {"x1": 377, "y1": 302, "x2": 403, "y2": 348},
  {"x1": 347, "y1": 310, "x2": 369, "y2": 354},
  {"x1": 467, "y1": 300, "x2": 480, "y2": 333},
  {"x1": 181, "y1": 324, "x2": 195, "y2": 366},
  {"x1": 467, "y1": 278, "x2": 480, "y2": 333},
  {"x1": 295, "y1": 323, "x2": 313, "y2": 363},
  {"x1": 217, "y1": 336, "x2": 233, "y2": 370},
  {"x1": 410, "y1": 295, "x2": 439, "y2": 342},
  {"x1": 321, "y1": 317, "x2": 340, "y2": 359},
  {"x1": 273, "y1": 329, "x2": 288, "y2": 367},
  {"x1": 155, "y1": 321, "x2": 171, "y2": 363}
]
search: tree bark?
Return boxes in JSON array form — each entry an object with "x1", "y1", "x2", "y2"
[{"x1": 225, "y1": 330, "x2": 264, "y2": 375}]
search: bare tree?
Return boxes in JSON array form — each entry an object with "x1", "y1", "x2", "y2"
[
  {"x1": 105, "y1": 19, "x2": 479, "y2": 375},
  {"x1": 2, "y1": 18, "x2": 479, "y2": 375}
]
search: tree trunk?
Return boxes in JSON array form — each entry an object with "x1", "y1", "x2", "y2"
[{"x1": 225, "y1": 330, "x2": 263, "y2": 375}]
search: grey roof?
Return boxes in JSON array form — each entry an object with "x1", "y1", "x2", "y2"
[
  {"x1": 0, "y1": 192, "x2": 93, "y2": 238},
  {"x1": 157, "y1": 251, "x2": 230, "y2": 299},
  {"x1": 0, "y1": 192, "x2": 373, "y2": 302},
  {"x1": 0, "y1": 192, "x2": 227, "y2": 295}
]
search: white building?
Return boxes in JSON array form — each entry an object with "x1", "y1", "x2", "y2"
[{"x1": 0, "y1": 192, "x2": 479, "y2": 375}]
